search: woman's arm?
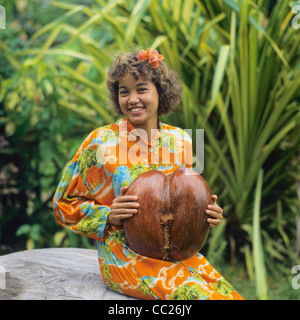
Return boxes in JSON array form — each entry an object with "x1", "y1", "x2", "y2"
[{"x1": 53, "y1": 159, "x2": 112, "y2": 241}]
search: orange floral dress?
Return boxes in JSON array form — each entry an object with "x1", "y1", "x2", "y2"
[{"x1": 53, "y1": 117, "x2": 243, "y2": 300}]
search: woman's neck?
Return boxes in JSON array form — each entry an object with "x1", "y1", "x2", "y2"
[{"x1": 134, "y1": 118, "x2": 159, "y2": 142}]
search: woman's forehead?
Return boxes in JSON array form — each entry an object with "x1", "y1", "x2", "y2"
[{"x1": 118, "y1": 75, "x2": 152, "y2": 87}]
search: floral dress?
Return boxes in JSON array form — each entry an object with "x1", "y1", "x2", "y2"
[{"x1": 53, "y1": 117, "x2": 243, "y2": 300}]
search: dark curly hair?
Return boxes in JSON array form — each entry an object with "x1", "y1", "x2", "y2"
[{"x1": 106, "y1": 52, "x2": 182, "y2": 116}]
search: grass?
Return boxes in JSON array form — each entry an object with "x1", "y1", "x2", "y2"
[{"x1": 214, "y1": 262, "x2": 300, "y2": 300}]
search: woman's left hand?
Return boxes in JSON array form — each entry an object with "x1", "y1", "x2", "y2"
[{"x1": 206, "y1": 195, "x2": 223, "y2": 228}]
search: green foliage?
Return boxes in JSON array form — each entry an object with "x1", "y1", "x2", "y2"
[
  {"x1": 0, "y1": 8, "x2": 98, "y2": 253},
  {"x1": 252, "y1": 169, "x2": 268, "y2": 300},
  {"x1": 1, "y1": 0, "x2": 299, "y2": 300}
]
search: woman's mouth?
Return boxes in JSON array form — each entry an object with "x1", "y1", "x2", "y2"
[{"x1": 129, "y1": 107, "x2": 146, "y2": 113}]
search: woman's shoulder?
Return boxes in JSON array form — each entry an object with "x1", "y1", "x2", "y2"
[
  {"x1": 161, "y1": 122, "x2": 192, "y2": 142},
  {"x1": 86, "y1": 122, "x2": 120, "y2": 141},
  {"x1": 74, "y1": 122, "x2": 119, "y2": 157},
  {"x1": 161, "y1": 121, "x2": 185, "y2": 133}
]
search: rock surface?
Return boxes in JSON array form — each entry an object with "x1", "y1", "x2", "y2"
[{"x1": 0, "y1": 248, "x2": 136, "y2": 300}]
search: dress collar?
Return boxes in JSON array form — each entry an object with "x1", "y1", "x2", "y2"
[{"x1": 116, "y1": 117, "x2": 162, "y2": 145}]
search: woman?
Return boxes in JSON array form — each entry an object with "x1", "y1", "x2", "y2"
[{"x1": 53, "y1": 49, "x2": 243, "y2": 300}]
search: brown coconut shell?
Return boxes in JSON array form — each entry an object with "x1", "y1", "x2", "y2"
[{"x1": 123, "y1": 168, "x2": 211, "y2": 261}]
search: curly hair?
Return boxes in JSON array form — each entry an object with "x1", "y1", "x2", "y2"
[{"x1": 106, "y1": 52, "x2": 182, "y2": 116}]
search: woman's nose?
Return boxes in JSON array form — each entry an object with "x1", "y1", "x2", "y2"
[{"x1": 128, "y1": 94, "x2": 139, "y2": 105}]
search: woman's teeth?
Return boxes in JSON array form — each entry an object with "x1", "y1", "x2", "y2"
[{"x1": 130, "y1": 107, "x2": 144, "y2": 112}]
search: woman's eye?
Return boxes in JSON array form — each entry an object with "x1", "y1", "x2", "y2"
[{"x1": 119, "y1": 87, "x2": 147, "y2": 96}]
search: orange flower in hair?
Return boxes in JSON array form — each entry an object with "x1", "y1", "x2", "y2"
[{"x1": 137, "y1": 49, "x2": 164, "y2": 69}]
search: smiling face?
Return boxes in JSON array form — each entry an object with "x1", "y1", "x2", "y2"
[{"x1": 118, "y1": 75, "x2": 159, "y2": 132}]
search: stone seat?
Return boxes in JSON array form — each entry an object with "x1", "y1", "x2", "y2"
[{"x1": 0, "y1": 248, "x2": 136, "y2": 300}]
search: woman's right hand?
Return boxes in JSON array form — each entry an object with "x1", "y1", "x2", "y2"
[{"x1": 107, "y1": 186, "x2": 139, "y2": 226}]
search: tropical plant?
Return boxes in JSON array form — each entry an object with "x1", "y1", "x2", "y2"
[
  {"x1": 1, "y1": 0, "x2": 299, "y2": 299},
  {"x1": 0, "y1": 18, "x2": 98, "y2": 252}
]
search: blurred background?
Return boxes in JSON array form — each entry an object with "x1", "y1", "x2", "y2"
[{"x1": 0, "y1": 0, "x2": 299, "y2": 300}]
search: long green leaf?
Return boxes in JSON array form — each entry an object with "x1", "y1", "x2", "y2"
[
  {"x1": 62, "y1": 82, "x2": 115, "y2": 124},
  {"x1": 32, "y1": 5, "x2": 86, "y2": 40},
  {"x1": 206, "y1": 218, "x2": 227, "y2": 261},
  {"x1": 32, "y1": 25, "x2": 63, "y2": 64},
  {"x1": 253, "y1": 169, "x2": 268, "y2": 300},
  {"x1": 211, "y1": 45, "x2": 230, "y2": 102},
  {"x1": 0, "y1": 40, "x2": 21, "y2": 70},
  {"x1": 223, "y1": 0, "x2": 289, "y2": 68},
  {"x1": 125, "y1": 0, "x2": 152, "y2": 43},
  {"x1": 17, "y1": 48, "x2": 92, "y2": 62}
]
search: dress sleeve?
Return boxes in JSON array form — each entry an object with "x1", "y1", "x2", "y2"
[
  {"x1": 182, "y1": 129, "x2": 193, "y2": 169},
  {"x1": 53, "y1": 132, "x2": 111, "y2": 242}
]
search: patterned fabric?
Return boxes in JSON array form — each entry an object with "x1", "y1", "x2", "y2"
[{"x1": 53, "y1": 117, "x2": 243, "y2": 300}]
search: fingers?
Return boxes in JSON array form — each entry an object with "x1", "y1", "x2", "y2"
[
  {"x1": 120, "y1": 186, "x2": 128, "y2": 196},
  {"x1": 111, "y1": 203, "x2": 139, "y2": 213},
  {"x1": 108, "y1": 189, "x2": 139, "y2": 225},
  {"x1": 207, "y1": 218, "x2": 222, "y2": 228},
  {"x1": 206, "y1": 205, "x2": 223, "y2": 216},
  {"x1": 113, "y1": 195, "x2": 138, "y2": 204},
  {"x1": 108, "y1": 212, "x2": 136, "y2": 226},
  {"x1": 206, "y1": 195, "x2": 223, "y2": 228},
  {"x1": 108, "y1": 205, "x2": 138, "y2": 225},
  {"x1": 114, "y1": 186, "x2": 138, "y2": 203},
  {"x1": 111, "y1": 196, "x2": 139, "y2": 214},
  {"x1": 211, "y1": 194, "x2": 218, "y2": 204}
]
